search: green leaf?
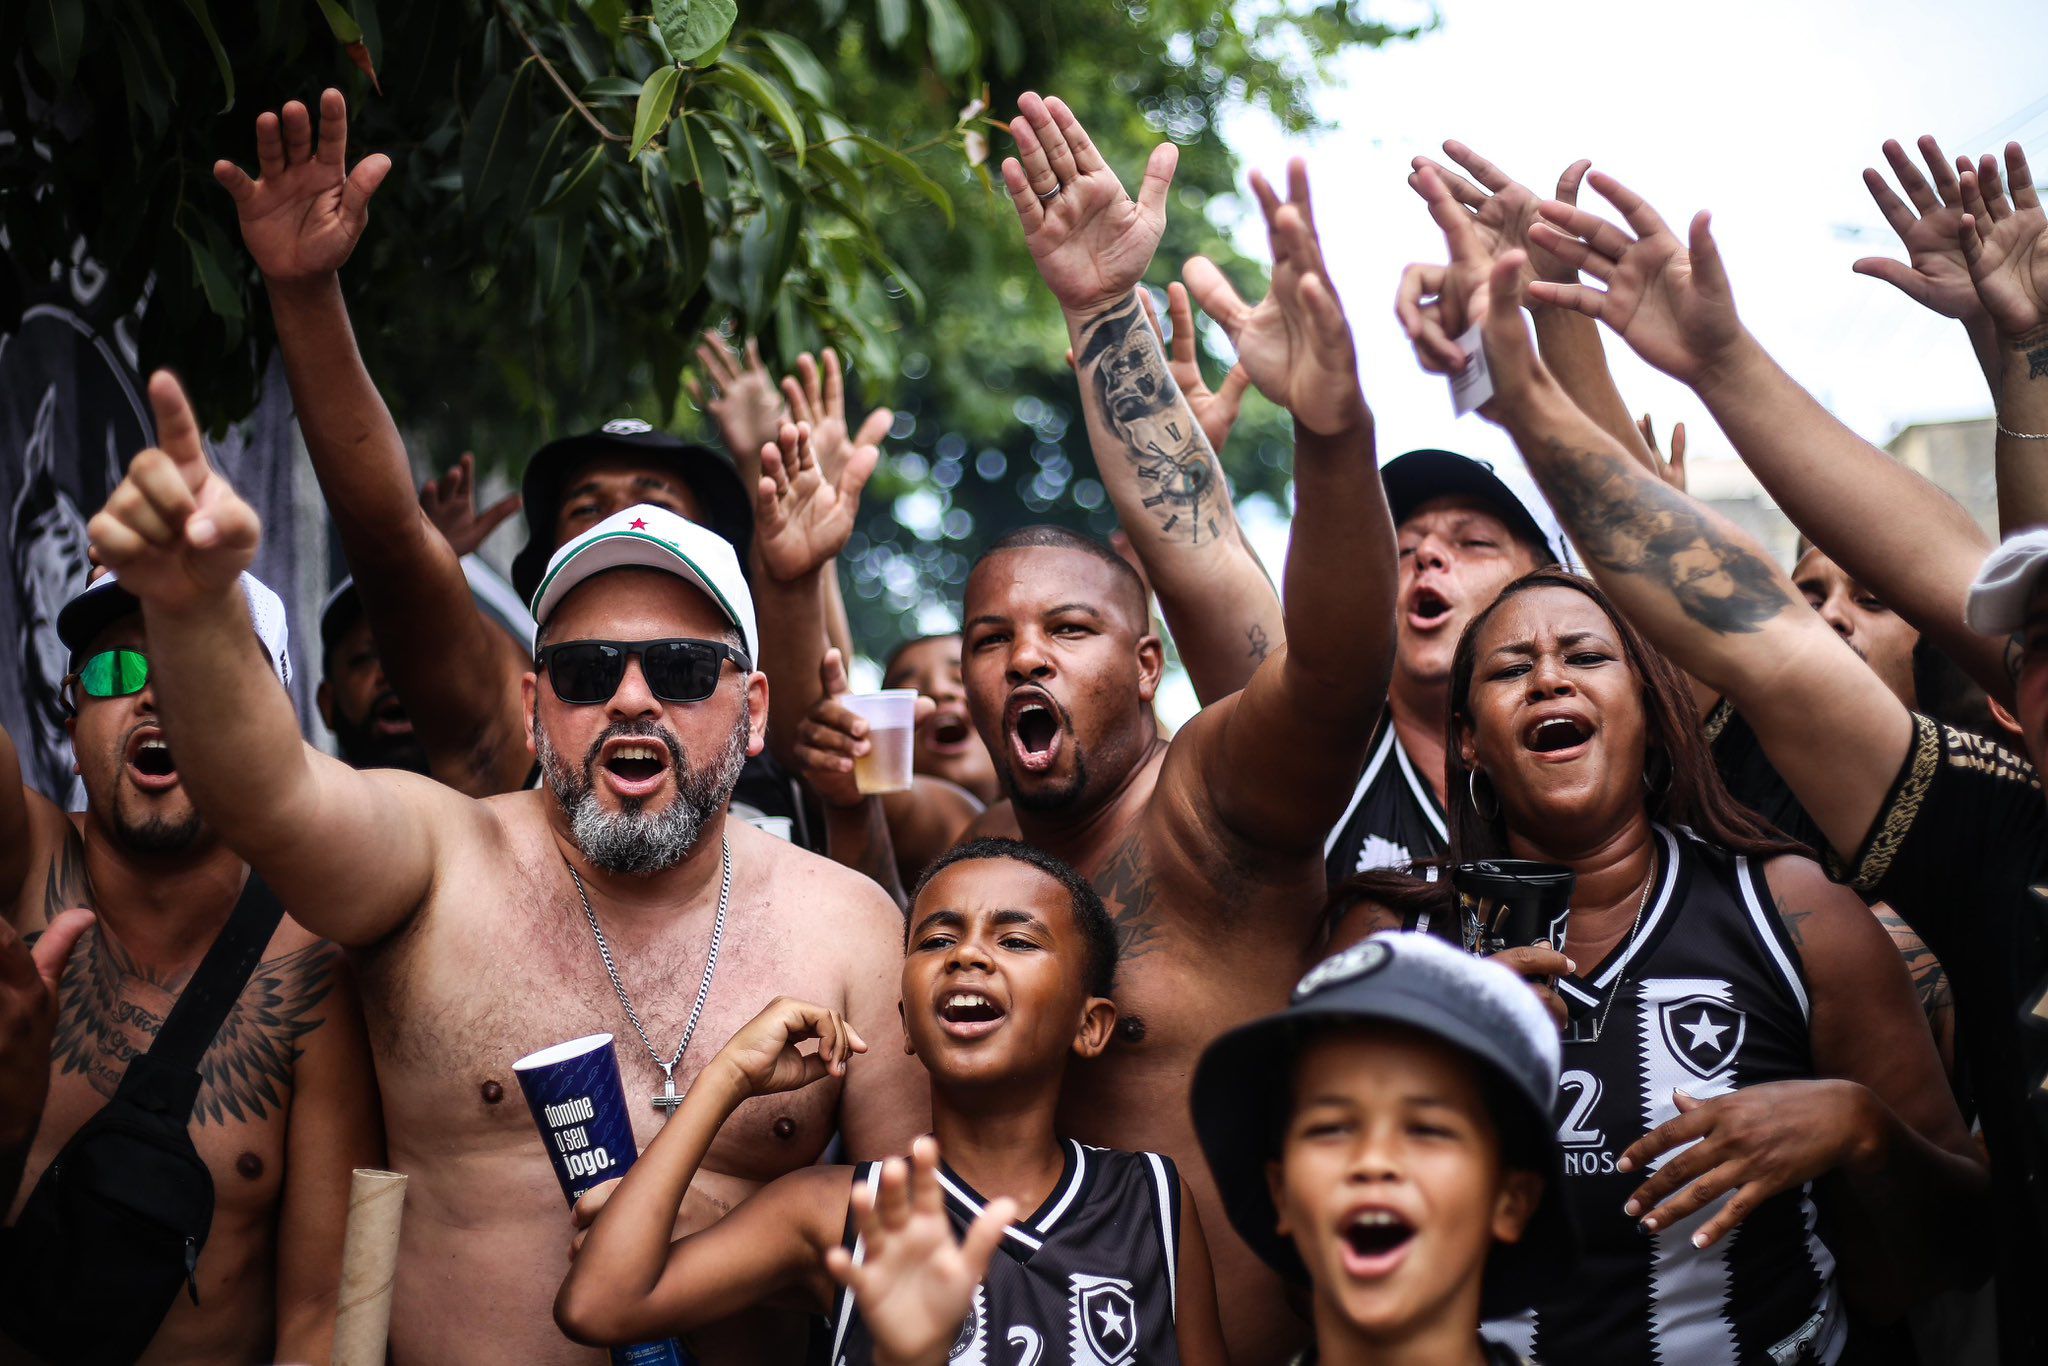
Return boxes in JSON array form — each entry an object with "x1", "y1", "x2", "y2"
[
  {"x1": 876, "y1": 0, "x2": 909, "y2": 50},
  {"x1": 700, "y1": 57, "x2": 804, "y2": 168},
  {"x1": 180, "y1": 227, "x2": 246, "y2": 323},
  {"x1": 579, "y1": 76, "x2": 644, "y2": 101},
  {"x1": 653, "y1": 0, "x2": 736, "y2": 64},
  {"x1": 178, "y1": 0, "x2": 235, "y2": 110},
  {"x1": 854, "y1": 238, "x2": 925, "y2": 319},
  {"x1": 849, "y1": 134, "x2": 953, "y2": 227},
  {"x1": 533, "y1": 217, "x2": 588, "y2": 311},
  {"x1": 919, "y1": 0, "x2": 973, "y2": 76},
  {"x1": 757, "y1": 31, "x2": 832, "y2": 108},
  {"x1": 461, "y1": 72, "x2": 533, "y2": 215},
  {"x1": 705, "y1": 110, "x2": 783, "y2": 209},
  {"x1": 682, "y1": 116, "x2": 728, "y2": 203},
  {"x1": 519, "y1": 110, "x2": 579, "y2": 212},
  {"x1": 674, "y1": 184, "x2": 710, "y2": 300},
  {"x1": 311, "y1": 0, "x2": 364, "y2": 44},
  {"x1": 630, "y1": 65, "x2": 682, "y2": 156},
  {"x1": 355, "y1": 0, "x2": 382, "y2": 70},
  {"x1": 41, "y1": 0, "x2": 86, "y2": 86},
  {"x1": 538, "y1": 144, "x2": 609, "y2": 219}
]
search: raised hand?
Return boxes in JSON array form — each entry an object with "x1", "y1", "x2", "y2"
[
  {"x1": 0, "y1": 909, "x2": 93, "y2": 1152},
  {"x1": 824, "y1": 1137, "x2": 1014, "y2": 1366},
  {"x1": 780, "y1": 349, "x2": 893, "y2": 485},
  {"x1": 419, "y1": 451, "x2": 522, "y2": 558},
  {"x1": 1002, "y1": 92, "x2": 1177, "y2": 319},
  {"x1": 710, "y1": 996, "x2": 867, "y2": 1100},
  {"x1": 87, "y1": 373, "x2": 262, "y2": 612},
  {"x1": 1526, "y1": 173, "x2": 1745, "y2": 383},
  {"x1": 1409, "y1": 141, "x2": 1592, "y2": 291},
  {"x1": 1638, "y1": 414, "x2": 1689, "y2": 491},
  {"x1": 753, "y1": 421, "x2": 878, "y2": 584},
  {"x1": 1184, "y1": 160, "x2": 1364, "y2": 435},
  {"x1": 213, "y1": 89, "x2": 391, "y2": 283},
  {"x1": 688, "y1": 331, "x2": 789, "y2": 479},
  {"x1": 1955, "y1": 144, "x2": 2048, "y2": 339},
  {"x1": 793, "y1": 649, "x2": 934, "y2": 810},
  {"x1": 1396, "y1": 164, "x2": 1504, "y2": 375},
  {"x1": 1139, "y1": 283, "x2": 1250, "y2": 453},
  {"x1": 1854, "y1": 136, "x2": 1986, "y2": 323}
]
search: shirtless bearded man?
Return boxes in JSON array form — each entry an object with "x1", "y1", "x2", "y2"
[{"x1": 84, "y1": 374, "x2": 926, "y2": 1364}]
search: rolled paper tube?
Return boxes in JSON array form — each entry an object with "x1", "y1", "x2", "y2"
[{"x1": 330, "y1": 1168, "x2": 408, "y2": 1366}]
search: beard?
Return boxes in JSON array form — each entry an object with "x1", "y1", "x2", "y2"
[
  {"x1": 107, "y1": 799, "x2": 205, "y2": 856},
  {"x1": 536, "y1": 711, "x2": 749, "y2": 875}
]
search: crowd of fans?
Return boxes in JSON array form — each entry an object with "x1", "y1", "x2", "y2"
[{"x1": 1, "y1": 78, "x2": 2045, "y2": 1366}]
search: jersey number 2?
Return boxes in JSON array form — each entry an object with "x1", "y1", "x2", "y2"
[{"x1": 1007, "y1": 1326, "x2": 1043, "y2": 1366}]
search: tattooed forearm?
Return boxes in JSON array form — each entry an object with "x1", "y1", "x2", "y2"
[
  {"x1": 51, "y1": 928, "x2": 336, "y2": 1125},
  {"x1": 1073, "y1": 293, "x2": 1228, "y2": 546},
  {"x1": 1538, "y1": 437, "x2": 1795, "y2": 634},
  {"x1": 1877, "y1": 908, "x2": 1956, "y2": 1069}
]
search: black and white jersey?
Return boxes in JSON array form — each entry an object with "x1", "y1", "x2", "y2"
[
  {"x1": 826, "y1": 1142, "x2": 1182, "y2": 1366},
  {"x1": 1324, "y1": 711, "x2": 1449, "y2": 885},
  {"x1": 1486, "y1": 824, "x2": 1846, "y2": 1366}
]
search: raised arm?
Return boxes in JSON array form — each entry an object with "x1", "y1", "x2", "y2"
[
  {"x1": 1853, "y1": 136, "x2": 2003, "y2": 388},
  {"x1": 215, "y1": 90, "x2": 529, "y2": 796},
  {"x1": 84, "y1": 372, "x2": 484, "y2": 946},
  {"x1": 1416, "y1": 178, "x2": 1913, "y2": 860},
  {"x1": 1407, "y1": 143, "x2": 1659, "y2": 470},
  {"x1": 1953, "y1": 145, "x2": 2048, "y2": 534},
  {"x1": 555, "y1": 998, "x2": 860, "y2": 1344},
  {"x1": 1526, "y1": 167, "x2": 2009, "y2": 703},
  {"x1": 1172, "y1": 162, "x2": 1395, "y2": 854},
  {"x1": 1002, "y1": 93, "x2": 1284, "y2": 703}
]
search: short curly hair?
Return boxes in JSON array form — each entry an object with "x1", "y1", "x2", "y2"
[{"x1": 909, "y1": 838, "x2": 1118, "y2": 999}]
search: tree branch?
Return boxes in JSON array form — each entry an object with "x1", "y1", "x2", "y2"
[{"x1": 495, "y1": 0, "x2": 628, "y2": 144}]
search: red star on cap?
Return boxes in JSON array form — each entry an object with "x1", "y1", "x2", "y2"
[{"x1": 629, "y1": 517, "x2": 648, "y2": 530}]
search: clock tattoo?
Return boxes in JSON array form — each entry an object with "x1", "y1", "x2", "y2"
[{"x1": 1078, "y1": 293, "x2": 1228, "y2": 545}]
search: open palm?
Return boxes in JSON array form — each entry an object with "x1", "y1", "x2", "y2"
[
  {"x1": 214, "y1": 89, "x2": 389, "y2": 283},
  {"x1": 1856, "y1": 138, "x2": 1986, "y2": 323},
  {"x1": 753, "y1": 422, "x2": 876, "y2": 584},
  {"x1": 1411, "y1": 142, "x2": 1591, "y2": 290},
  {"x1": 1002, "y1": 92, "x2": 1176, "y2": 318},
  {"x1": 1959, "y1": 149, "x2": 2048, "y2": 337},
  {"x1": 1185, "y1": 162, "x2": 1363, "y2": 435}
]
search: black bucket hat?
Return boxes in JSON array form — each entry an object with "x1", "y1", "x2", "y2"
[
  {"x1": 1381, "y1": 448, "x2": 1558, "y2": 566},
  {"x1": 1191, "y1": 931, "x2": 1575, "y2": 1319},
  {"x1": 510, "y1": 419, "x2": 753, "y2": 602}
]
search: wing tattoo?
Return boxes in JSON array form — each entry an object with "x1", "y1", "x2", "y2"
[{"x1": 194, "y1": 941, "x2": 337, "y2": 1126}]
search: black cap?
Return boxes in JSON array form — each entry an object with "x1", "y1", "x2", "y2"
[
  {"x1": 509, "y1": 419, "x2": 753, "y2": 602},
  {"x1": 1381, "y1": 449, "x2": 1557, "y2": 565},
  {"x1": 1191, "y1": 931, "x2": 1575, "y2": 1318}
]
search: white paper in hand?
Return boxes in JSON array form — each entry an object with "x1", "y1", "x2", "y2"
[{"x1": 1449, "y1": 322, "x2": 1493, "y2": 417}]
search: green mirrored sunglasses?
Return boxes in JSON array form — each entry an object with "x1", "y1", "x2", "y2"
[{"x1": 73, "y1": 649, "x2": 152, "y2": 700}]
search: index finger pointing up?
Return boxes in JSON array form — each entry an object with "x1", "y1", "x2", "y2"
[
  {"x1": 1415, "y1": 166, "x2": 1483, "y2": 262},
  {"x1": 147, "y1": 372, "x2": 208, "y2": 472}
]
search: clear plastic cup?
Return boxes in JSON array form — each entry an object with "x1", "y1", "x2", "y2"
[{"x1": 844, "y1": 689, "x2": 918, "y2": 795}]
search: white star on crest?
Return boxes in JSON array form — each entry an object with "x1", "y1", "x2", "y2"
[
  {"x1": 1095, "y1": 1302, "x2": 1127, "y2": 1338},
  {"x1": 1680, "y1": 1010, "x2": 1728, "y2": 1053}
]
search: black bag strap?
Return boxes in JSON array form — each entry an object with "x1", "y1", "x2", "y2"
[{"x1": 121, "y1": 873, "x2": 284, "y2": 1086}]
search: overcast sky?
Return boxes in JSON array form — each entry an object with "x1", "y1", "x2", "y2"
[{"x1": 1145, "y1": 0, "x2": 2048, "y2": 724}]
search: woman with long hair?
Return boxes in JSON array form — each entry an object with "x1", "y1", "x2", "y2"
[{"x1": 1440, "y1": 569, "x2": 1983, "y2": 1365}]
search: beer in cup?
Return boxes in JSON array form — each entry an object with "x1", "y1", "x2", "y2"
[{"x1": 844, "y1": 689, "x2": 918, "y2": 795}]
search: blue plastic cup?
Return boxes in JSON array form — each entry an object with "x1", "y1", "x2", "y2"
[{"x1": 514, "y1": 1033, "x2": 690, "y2": 1366}]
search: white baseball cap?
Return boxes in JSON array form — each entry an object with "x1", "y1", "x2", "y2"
[
  {"x1": 58, "y1": 569, "x2": 293, "y2": 687},
  {"x1": 527, "y1": 503, "x2": 757, "y2": 664},
  {"x1": 1965, "y1": 529, "x2": 2048, "y2": 635}
]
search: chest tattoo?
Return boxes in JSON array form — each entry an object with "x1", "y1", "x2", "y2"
[
  {"x1": 47, "y1": 926, "x2": 337, "y2": 1125},
  {"x1": 1093, "y1": 838, "x2": 1164, "y2": 963}
]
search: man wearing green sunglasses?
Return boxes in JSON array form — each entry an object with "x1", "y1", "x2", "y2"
[
  {"x1": 0, "y1": 566, "x2": 380, "y2": 1362},
  {"x1": 85, "y1": 367, "x2": 927, "y2": 1365}
]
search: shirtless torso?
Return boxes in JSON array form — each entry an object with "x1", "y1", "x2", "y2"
[
  {"x1": 5, "y1": 806, "x2": 378, "y2": 1365},
  {"x1": 342, "y1": 800, "x2": 923, "y2": 1364}
]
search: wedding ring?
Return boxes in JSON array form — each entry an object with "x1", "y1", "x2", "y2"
[{"x1": 1037, "y1": 184, "x2": 1063, "y2": 204}]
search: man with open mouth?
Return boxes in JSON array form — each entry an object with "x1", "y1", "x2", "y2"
[
  {"x1": 0, "y1": 567, "x2": 380, "y2": 1363},
  {"x1": 81, "y1": 367, "x2": 928, "y2": 1365},
  {"x1": 958, "y1": 93, "x2": 1400, "y2": 1363}
]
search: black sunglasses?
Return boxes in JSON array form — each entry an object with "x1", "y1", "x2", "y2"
[{"x1": 535, "y1": 637, "x2": 751, "y2": 705}]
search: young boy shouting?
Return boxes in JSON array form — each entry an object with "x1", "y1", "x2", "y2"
[
  {"x1": 555, "y1": 838, "x2": 1227, "y2": 1364},
  {"x1": 1192, "y1": 932, "x2": 1573, "y2": 1366}
]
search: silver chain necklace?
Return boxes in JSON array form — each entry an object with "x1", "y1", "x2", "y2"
[
  {"x1": 566, "y1": 833, "x2": 730, "y2": 1116},
  {"x1": 1582, "y1": 860, "x2": 1656, "y2": 1044}
]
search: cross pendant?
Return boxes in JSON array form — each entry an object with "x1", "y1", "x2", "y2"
[{"x1": 652, "y1": 1066, "x2": 683, "y2": 1116}]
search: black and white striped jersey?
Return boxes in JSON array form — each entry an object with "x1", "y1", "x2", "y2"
[
  {"x1": 825, "y1": 1141, "x2": 1183, "y2": 1366},
  {"x1": 1324, "y1": 711, "x2": 1449, "y2": 885},
  {"x1": 1487, "y1": 824, "x2": 1845, "y2": 1366}
]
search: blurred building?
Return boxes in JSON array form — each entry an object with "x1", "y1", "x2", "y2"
[{"x1": 1690, "y1": 416, "x2": 1997, "y2": 570}]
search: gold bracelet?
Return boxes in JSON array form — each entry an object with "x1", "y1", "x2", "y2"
[{"x1": 1996, "y1": 419, "x2": 2048, "y2": 440}]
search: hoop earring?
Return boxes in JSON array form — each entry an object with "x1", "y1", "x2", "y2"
[
  {"x1": 1467, "y1": 769, "x2": 1501, "y2": 822},
  {"x1": 1643, "y1": 751, "x2": 1671, "y2": 797}
]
